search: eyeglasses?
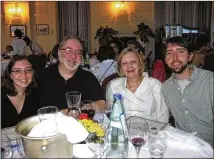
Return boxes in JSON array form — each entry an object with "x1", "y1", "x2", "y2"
[
  {"x1": 121, "y1": 60, "x2": 138, "y2": 67},
  {"x1": 11, "y1": 68, "x2": 33, "y2": 75},
  {"x1": 60, "y1": 48, "x2": 83, "y2": 56}
]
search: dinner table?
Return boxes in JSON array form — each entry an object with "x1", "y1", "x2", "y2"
[{"x1": 1, "y1": 114, "x2": 213, "y2": 158}]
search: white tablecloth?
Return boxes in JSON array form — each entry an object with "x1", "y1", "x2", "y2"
[
  {"x1": 2, "y1": 125, "x2": 213, "y2": 158},
  {"x1": 1, "y1": 59, "x2": 10, "y2": 76},
  {"x1": 73, "y1": 125, "x2": 213, "y2": 158}
]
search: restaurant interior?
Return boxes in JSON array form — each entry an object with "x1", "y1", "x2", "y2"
[
  {"x1": 1, "y1": 1, "x2": 213, "y2": 60},
  {"x1": 1, "y1": 1, "x2": 214, "y2": 158}
]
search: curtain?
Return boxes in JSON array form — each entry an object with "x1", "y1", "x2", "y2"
[
  {"x1": 196, "y1": 2, "x2": 212, "y2": 32},
  {"x1": 58, "y1": 1, "x2": 89, "y2": 42},
  {"x1": 155, "y1": 2, "x2": 175, "y2": 28},
  {"x1": 77, "y1": 1, "x2": 89, "y2": 43},
  {"x1": 155, "y1": 1, "x2": 212, "y2": 33}
]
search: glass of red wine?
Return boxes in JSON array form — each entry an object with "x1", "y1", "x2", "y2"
[
  {"x1": 80, "y1": 100, "x2": 96, "y2": 119},
  {"x1": 128, "y1": 119, "x2": 149, "y2": 158}
]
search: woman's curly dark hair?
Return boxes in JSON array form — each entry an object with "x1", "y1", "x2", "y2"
[{"x1": 2, "y1": 56, "x2": 37, "y2": 96}]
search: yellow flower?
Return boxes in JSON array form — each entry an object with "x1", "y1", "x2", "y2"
[{"x1": 79, "y1": 119, "x2": 105, "y2": 137}]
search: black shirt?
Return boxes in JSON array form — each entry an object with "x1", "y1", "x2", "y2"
[
  {"x1": 38, "y1": 63, "x2": 105, "y2": 109},
  {"x1": 1, "y1": 88, "x2": 40, "y2": 129}
]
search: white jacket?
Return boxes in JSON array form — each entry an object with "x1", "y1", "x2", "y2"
[{"x1": 106, "y1": 72, "x2": 169, "y2": 123}]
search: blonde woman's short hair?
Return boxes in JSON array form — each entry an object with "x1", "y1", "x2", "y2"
[{"x1": 117, "y1": 47, "x2": 146, "y2": 77}]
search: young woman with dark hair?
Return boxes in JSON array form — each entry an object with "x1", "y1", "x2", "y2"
[{"x1": 2, "y1": 56, "x2": 41, "y2": 128}]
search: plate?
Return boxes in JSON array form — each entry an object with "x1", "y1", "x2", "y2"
[{"x1": 126, "y1": 116, "x2": 169, "y2": 132}]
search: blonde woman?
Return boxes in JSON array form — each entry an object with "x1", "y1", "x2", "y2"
[{"x1": 106, "y1": 48, "x2": 169, "y2": 123}]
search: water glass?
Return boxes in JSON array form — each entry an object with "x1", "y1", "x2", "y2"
[
  {"x1": 1, "y1": 134, "x2": 25, "y2": 158},
  {"x1": 37, "y1": 106, "x2": 59, "y2": 137},
  {"x1": 15, "y1": 137, "x2": 25, "y2": 158},
  {"x1": 1, "y1": 134, "x2": 13, "y2": 158},
  {"x1": 148, "y1": 131, "x2": 167, "y2": 158},
  {"x1": 10, "y1": 136, "x2": 25, "y2": 158},
  {"x1": 65, "y1": 91, "x2": 81, "y2": 118}
]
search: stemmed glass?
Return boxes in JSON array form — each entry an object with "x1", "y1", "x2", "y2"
[
  {"x1": 86, "y1": 125, "x2": 106, "y2": 158},
  {"x1": 128, "y1": 119, "x2": 149, "y2": 158},
  {"x1": 65, "y1": 91, "x2": 81, "y2": 119}
]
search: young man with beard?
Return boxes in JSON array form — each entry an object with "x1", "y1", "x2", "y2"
[
  {"x1": 38, "y1": 36, "x2": 105, "y2": 110},
  {"x1": 162, "y1": 36, "x2": 213, "y2": 147}
]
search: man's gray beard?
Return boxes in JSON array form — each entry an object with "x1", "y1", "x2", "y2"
[
  {"x1": 171, "y1": 63, "x2": 188, "y2": 74},
  {"x1": 59, "y1": 56, "x2": 80, "y2": 71},
  {"x1": 65, "y1": 62, "x2": 80, "y2": 71}
]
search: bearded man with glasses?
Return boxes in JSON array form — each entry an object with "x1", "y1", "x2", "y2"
[{"x1": 38, "y1": 36, "x2": 105, "y2": 110}]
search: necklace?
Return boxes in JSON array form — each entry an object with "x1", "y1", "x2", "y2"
[{"x1": 127, "y1": 76, "x2": 142, "y2": 91}]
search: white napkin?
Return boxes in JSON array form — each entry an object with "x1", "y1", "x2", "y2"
[
  {"x1": 28, "y1": 112, "x2": 89, "y2": 144},
  {"x1": 28, "y1": 119, "x2": 58, "y2": 137},
  {"x1": 163, "y1": 126, "x2": 196, "y2": 143},
  {"x1": 163, "y1": 126, "x2": 213, "y2": 158}
]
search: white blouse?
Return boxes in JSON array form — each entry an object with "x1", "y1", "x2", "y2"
[{"x1": 106, "y1": 72, "x2": 169, "y2": 123}]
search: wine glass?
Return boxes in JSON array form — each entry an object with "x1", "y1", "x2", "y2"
[
  {"x1": 128, "y1": 119, "x2": 148, "y2": 158},
  {"x1": 81, "y1": 100, "x2": 96, "y2": 119},
  {"x1": 65, "y1": 91, "x2": 81, "y2": 118},
  {"x1": 86, "y1": 125, "x2": 106, "y2": 158}
]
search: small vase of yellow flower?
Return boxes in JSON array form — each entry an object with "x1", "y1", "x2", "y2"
[{"x1": 79, "y1": 119, "x2": 105, "y2": 137}]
